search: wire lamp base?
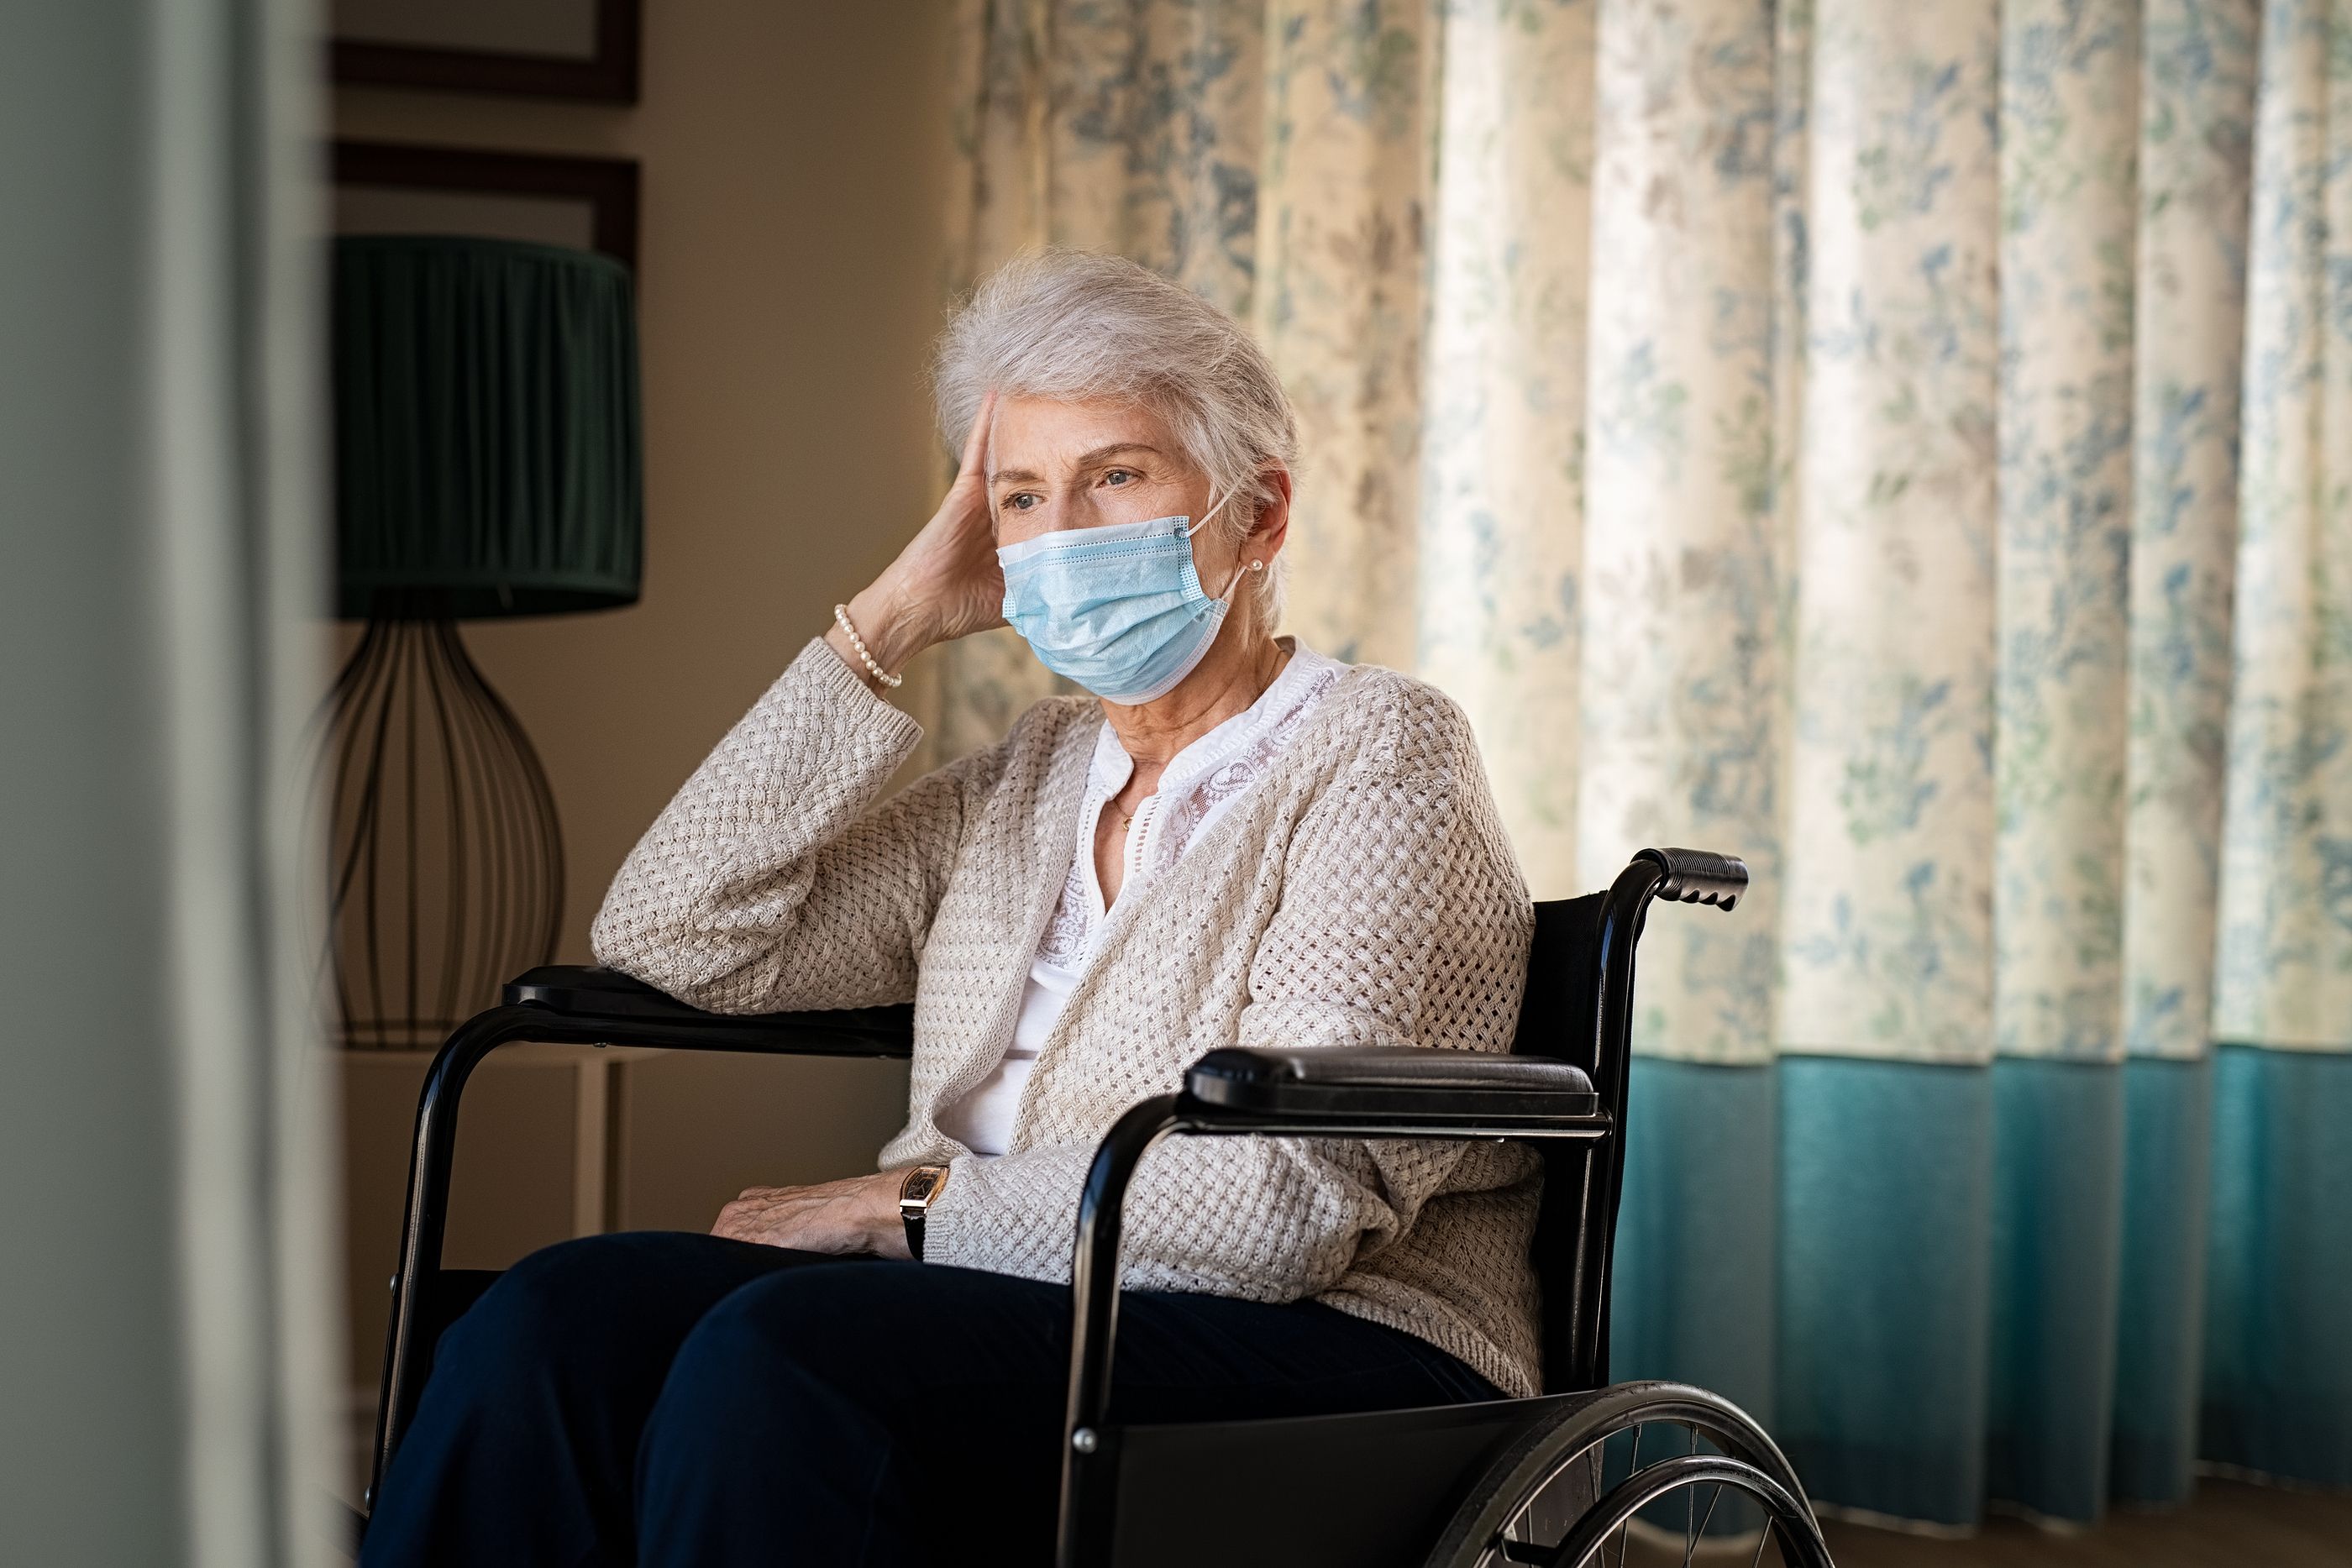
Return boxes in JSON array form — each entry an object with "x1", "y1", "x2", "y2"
[{"x1": 314, "y1": 616, "x2": 563, "y2": 1050}]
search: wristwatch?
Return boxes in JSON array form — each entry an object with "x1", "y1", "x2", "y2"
[{"x1": 897, "y1": 1164, "x2": 952, "y2": 1261}]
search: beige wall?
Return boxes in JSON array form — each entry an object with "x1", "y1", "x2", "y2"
[{"x1": 335, "y1": 2, "x2": 956, "y2": 1394}]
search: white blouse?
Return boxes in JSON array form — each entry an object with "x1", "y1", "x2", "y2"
[{"x1": 936, "y1": 639, "x2": 1345, "y2": 1156}]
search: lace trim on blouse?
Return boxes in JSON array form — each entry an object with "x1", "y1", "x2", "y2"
[{"x1": 1035, "y1": 643, "x2": 1342, "y2": 971}]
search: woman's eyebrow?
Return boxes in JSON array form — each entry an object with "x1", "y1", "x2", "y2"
[
  {"x1": 991, "y1": 443, "x2": 1164, "y2": 487},
  {"x1": 1075, "y1": 443, "x2": 1162, "y2": 467}
]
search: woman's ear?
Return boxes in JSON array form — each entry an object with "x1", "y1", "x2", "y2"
[{"x1": 1247, "y1": 467, "x2": 1293, "y2": 564}]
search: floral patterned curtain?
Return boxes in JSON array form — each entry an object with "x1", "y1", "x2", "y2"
[{"x1": 940, "y1": 0, "x2": 2351, "y2": 1525}]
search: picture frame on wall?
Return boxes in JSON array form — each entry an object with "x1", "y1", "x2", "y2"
[
  {"x1": 332, "y1": 140, "x2": 641, "y2": 274},
  {"x1": 329, "y1": 0, "x2": 641, "y2": 105}
]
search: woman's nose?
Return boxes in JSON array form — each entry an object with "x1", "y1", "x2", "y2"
[{"x1": 1060, "y1": 490, "x2": 1119, "y2": 530}]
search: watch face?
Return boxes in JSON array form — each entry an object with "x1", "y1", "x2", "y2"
[{"x1": 901, "y1": 1167, "x2": 944, "y2": 1204}]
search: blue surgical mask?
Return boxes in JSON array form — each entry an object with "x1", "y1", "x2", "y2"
[{"x1": 998, "y1": 502, "x2": 1244, "y2": 705}]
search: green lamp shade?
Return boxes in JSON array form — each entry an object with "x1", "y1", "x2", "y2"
[{"x1": 333, "y1": 234, "x2": 643, "y2": 620}]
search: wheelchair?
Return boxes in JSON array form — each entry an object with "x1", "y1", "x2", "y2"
[{"x1": 361, "y1": 847, "x2": 1836, "y2": 1567}]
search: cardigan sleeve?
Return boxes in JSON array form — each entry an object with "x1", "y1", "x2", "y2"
[
  {"x1": 921, "y1": 695, "x2": 1535, "y2": 1301},
  {"x1": 589, "y1": 637, "x2": 997, "y2": 1015}
]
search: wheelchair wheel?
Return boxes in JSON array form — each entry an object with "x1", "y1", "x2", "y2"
[{"x1": 1424, "y1": 1382, "x2": 1835, "y2": 1568}]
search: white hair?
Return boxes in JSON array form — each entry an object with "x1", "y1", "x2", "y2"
[{"x1": 932, "y1": 249, "x2": 1298, "y2": 622}]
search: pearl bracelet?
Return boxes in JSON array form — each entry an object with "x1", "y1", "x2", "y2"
[{"x1": 832, "y1": 604, "x2": 904, "y2": 689}]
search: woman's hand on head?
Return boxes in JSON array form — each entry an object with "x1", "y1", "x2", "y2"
[
  {"x1": 830, "y1": 391, "x2": 1005, "y2": 686},
  {"x1": 711, "y1": 1169, "x2": 911, "y2": 1260}
]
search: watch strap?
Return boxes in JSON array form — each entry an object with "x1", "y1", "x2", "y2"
[{"x1": 898, "y1": 1164, "x2": 949, "y2": 1262}]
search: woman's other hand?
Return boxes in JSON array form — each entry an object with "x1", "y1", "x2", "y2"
[
  {"x1": 827, "y1": 391, "x2": 1002, "y2": 687},
  {"x1": 711, "y1": 1170, "x2": 911, "y2": 1260}
]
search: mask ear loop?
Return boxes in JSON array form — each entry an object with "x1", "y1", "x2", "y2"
[
  {"x1": 1180, "y1": 489, "x2": 1233, "y2": 538},
  {"x1": 1184, "y1": 489, "x2": 1268, "y2": 601}
]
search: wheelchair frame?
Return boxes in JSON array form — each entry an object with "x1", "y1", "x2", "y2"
[{"x1": 361, "y1": 847, "x2": 1828, "y2": 1567}]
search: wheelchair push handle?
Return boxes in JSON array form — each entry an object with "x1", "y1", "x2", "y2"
[{"x1": 1635, "y1": 847, "x2": 1747, "y2": 911}]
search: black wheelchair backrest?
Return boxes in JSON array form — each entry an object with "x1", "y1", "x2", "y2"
[
  {"x1": 1515, "y1": 894, "x2": 1614, "y2": 1394},
  {"x1": 1514, "y1": 895, "x2": 1608, "y2": 1072}
]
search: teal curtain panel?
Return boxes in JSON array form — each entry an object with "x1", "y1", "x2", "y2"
[{"x1": 2202, "y1": 1046, "x2": 2352, "y2": 1486}]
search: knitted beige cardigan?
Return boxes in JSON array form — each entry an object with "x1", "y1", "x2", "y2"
[{"x1": 591, "y1": 638, "x2": 1543, "y2": 1398}]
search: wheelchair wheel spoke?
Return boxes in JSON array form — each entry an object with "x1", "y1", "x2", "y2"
[
  {"x1": 1683, "y1": 1481, "x2": 1721, "y2": 1567},
  {"x1": 1608, "y1": 1420, "x2": 1646, "y2": 1568},
  {"x1": 1746, "y1": 1518, "x2": 1772, "y2": 1568}
]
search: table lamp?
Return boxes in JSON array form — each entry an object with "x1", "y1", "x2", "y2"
[{"x1": 321, "y1": 234, "x2": 642, "y2": 1048}]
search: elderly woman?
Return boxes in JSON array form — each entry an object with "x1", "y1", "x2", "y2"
[{"x1": 362, "y1": 251, "x2": 1538, "y2": 1568}]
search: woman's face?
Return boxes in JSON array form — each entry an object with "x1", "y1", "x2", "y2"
[{"x1": 985, "y1": 395, "x2": 1219, "y2": 549}]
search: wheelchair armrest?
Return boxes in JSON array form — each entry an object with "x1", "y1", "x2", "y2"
[
  {"x1": 1059, "y1": 1049, "x2": 1609, "y2": 1539},
  {"x1": 1182, "y1": 1046, "x2": 1598, "y2": 1121},
  {"x1": 500, "y1": 965, "x2": 914, "y2": 1058},
  {"x1": 369, "y1": 970, "x2": 913, "y2": 1507}
]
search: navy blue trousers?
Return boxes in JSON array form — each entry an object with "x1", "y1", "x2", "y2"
[{"x1": 360, "y1": 1231, "x2": 1499, "y2": 1567}]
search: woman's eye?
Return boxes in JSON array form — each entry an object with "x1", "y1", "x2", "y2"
[
  {"x1": 1103, "y1": 469, "x2": 1132, "y2": 486},
  {"x1": 1003, "y1": 493, "x2": 1039, "y2": 511}
]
